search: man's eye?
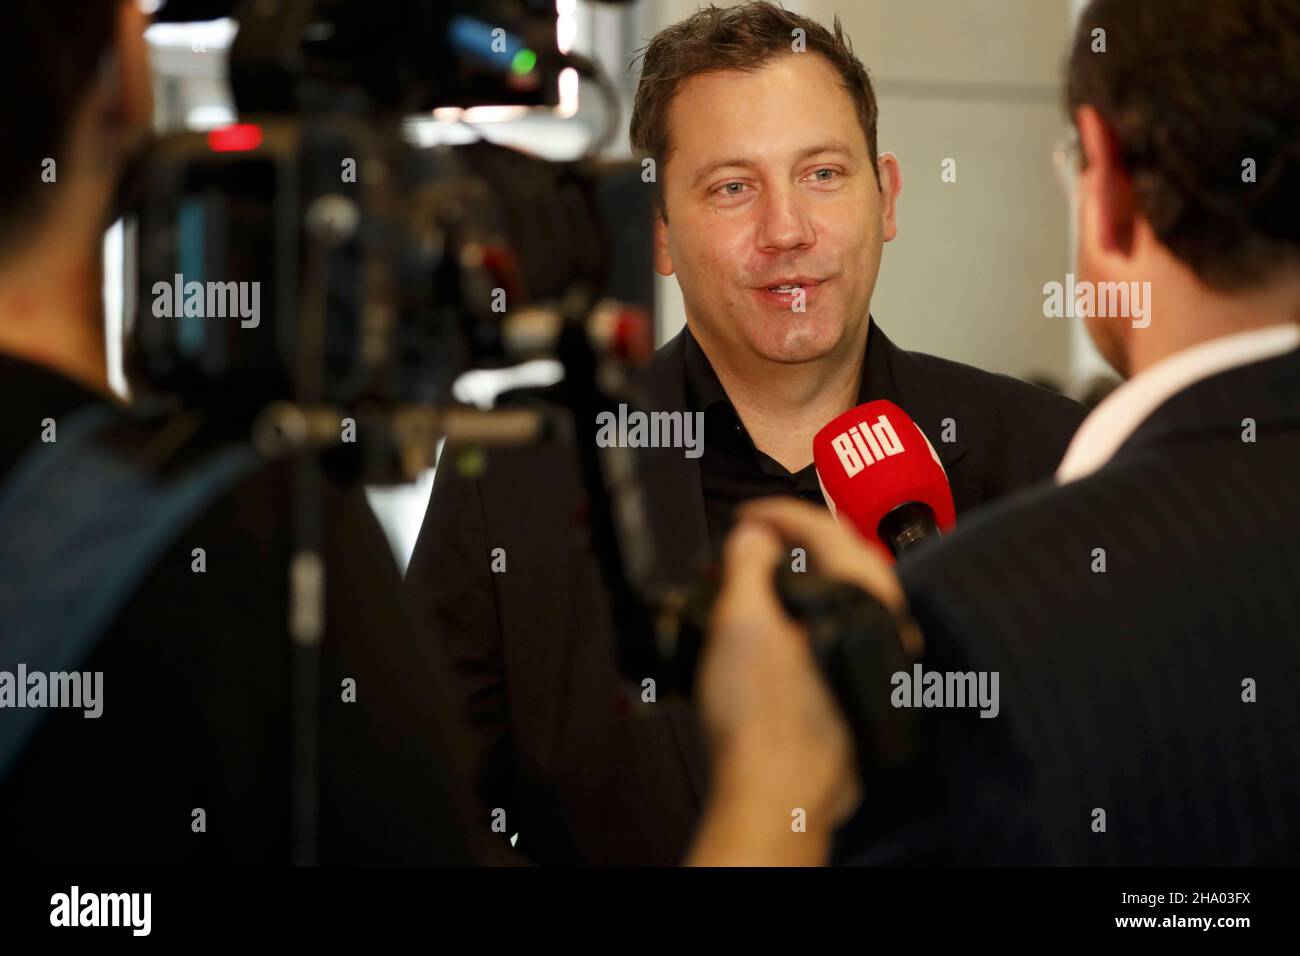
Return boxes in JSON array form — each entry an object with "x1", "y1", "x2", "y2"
[
  {"x1": 810, "y1": 168, "x2": 838, "y2": 182},
  {"x1": 715, "y1": 182, "x2": 748, "y2": 197}
]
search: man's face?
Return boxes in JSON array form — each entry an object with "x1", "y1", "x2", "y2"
[{"x1": 654, "y1": 53, "x2": 899, "y2": 370}]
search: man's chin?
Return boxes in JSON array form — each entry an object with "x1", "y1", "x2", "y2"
[{"x1": 740, "y1": 317, "x2": 848, "y2": 366}]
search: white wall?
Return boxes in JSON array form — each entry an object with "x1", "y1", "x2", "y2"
[{"x1": 791, "y1": 0, "x2": 1076, "y2": 383}]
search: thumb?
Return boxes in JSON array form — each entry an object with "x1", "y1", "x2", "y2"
[{"x1": 715, "y1": 520, "x2": 787, "y2": 623}]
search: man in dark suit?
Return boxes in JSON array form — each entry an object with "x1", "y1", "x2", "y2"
[
  {"x1": 701, "y1": 0, "x2": 1300, "y2": 865},
  {"x1": 406, "y1": 1, "x2": 1083, "y2": 865}
]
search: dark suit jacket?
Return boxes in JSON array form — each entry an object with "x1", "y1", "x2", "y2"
[
  {"x1": 406, "y1": 321, "x2": 1086, "y2": 865},
  {"x1": 843, "y1": 345, "x2": 1300, "y2": 864}
]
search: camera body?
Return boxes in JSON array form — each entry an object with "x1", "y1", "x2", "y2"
[{"x1": 127, "y1": 0, "x2": 653, "y2": 478}]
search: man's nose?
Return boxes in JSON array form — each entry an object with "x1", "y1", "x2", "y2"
[{"x1": 756, "y1": 185, "x2": 817, "y2": 253}]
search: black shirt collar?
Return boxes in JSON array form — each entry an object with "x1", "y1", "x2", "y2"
[
  {"x1": 682, "y1": 325, "x2": 730, "y2": 414},
  {"x1": 682, "y1": 318, "x2": 890, "y2": 489}
]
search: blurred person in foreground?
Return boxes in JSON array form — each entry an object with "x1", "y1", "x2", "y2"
[{"x1": 0, "y1": 0, "x2": 479, "y2": 864}]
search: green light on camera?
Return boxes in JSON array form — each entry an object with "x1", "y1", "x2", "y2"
[{"x1": 511, "y1": 48, "x2": 537, "y2": 75}]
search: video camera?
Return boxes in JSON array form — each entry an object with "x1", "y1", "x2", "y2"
[{"x1": 128, "y1": 0, "x2": 653, "y2": 479}]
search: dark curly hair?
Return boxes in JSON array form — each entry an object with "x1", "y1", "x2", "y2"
[{"x1": 1067, "y1": 0, "x2": 1300, "y2": 291}]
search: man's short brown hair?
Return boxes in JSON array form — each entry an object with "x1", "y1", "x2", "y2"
[
  {"x1": 1067, "y1": 0, "x2": 1300, "y2": 291},
  {"x1": 629, "y1": 1, "x2": 879, "y2": 214}
]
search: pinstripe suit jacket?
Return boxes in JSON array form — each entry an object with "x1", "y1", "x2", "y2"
[{"x1": 839, "y1": 346, "x2": 1300, "y2": 865}]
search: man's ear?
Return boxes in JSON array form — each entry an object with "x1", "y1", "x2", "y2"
[
  {"x1": 1075, "y1": 105, "x2": 1138, "y2": 257},
  {"x1": 877, "y1": 152, "x2": 902, "y2": 243},
  {"x1": 653, "y1": 207, "x2": 675, "y2": 277},
  {"x1": 96, "y1": 0, "x2": 154, "y2": 145}
]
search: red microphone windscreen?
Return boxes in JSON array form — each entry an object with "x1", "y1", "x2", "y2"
[{"x1": 813, "y1": 400, "x2": 956, "y2": 554}]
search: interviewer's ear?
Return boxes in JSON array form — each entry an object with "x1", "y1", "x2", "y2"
[{"x1": 1074, "y1": 105, "x2": 1138, "y2": 258}]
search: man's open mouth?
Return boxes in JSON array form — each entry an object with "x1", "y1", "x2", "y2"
[{"x1": 762, "y1": 277, "x2": 822, "y2": 292}]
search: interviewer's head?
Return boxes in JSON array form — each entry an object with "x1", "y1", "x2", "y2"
[
  {"x1": 0, "y1": 0, "x2": 152, "y2": 386},
  {"x1": 1066, "y1": 0, "x2": 1300, "y2": 376},
  {"x1": 0, "y1": 0, "x2": 153, "y2": 260},
  {"x1": 630, "y1": 1, "x2": 901, "y2": 375}
]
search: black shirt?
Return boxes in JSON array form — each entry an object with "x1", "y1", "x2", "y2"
[
  {"x1": 0, "y1": 353, "x2": 480, "y2": 864},
  {"x1": 684, "y1": 321, "x2": 893, "y2": 550}
]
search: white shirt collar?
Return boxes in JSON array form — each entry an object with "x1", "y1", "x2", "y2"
[{"x1": 1056, "y1": 324, "x2": 1300, "y2": 484}]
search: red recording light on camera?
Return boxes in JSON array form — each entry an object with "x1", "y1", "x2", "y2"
[{"x1": 207, "y1": 124, "x2": 263, "y2": 153}]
